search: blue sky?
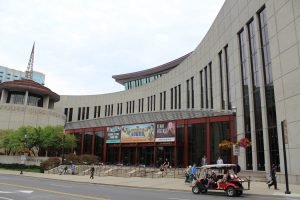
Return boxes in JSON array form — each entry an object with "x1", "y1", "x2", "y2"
[{"x1": 0, "y1": 0, "x2": 225, "y2": 95}]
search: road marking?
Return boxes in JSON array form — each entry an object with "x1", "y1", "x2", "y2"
[
  {"x1": 18, "y1": 190, "x2": 33, "y2": 194},
  {"x1": 0, "y1": 182, "x2": 108, "y2": 200},
  {"x1": 0, "y1": 192, "x2": 13, "y2": 194},
  {"x1": 168, "y1": 198, "x2": 190, "y2": 200},
  {"x1": 50, "y1": 183, "x2": 72, "y2": 188},
  {"x1": 0, "y1": 197, "x2": 14, "y2": 200}
]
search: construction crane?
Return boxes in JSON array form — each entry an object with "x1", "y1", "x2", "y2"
[{"x1": 25, "y1": 42, "x2": 35, "y2": 80}]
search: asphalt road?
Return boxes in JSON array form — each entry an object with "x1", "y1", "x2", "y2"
[{"x1": 0, "y1": 174, "x2": 299, "y2": 200}]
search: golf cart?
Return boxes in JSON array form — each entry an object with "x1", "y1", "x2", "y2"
[{"x1": 192, "y1": 164, "x2": 250, "y2": 197}]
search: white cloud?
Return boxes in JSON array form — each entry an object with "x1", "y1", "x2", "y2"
[{"x1": 0, "y1": 0, "x2": 225, "y2": 95}]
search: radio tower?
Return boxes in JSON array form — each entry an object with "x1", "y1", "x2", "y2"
[{"x1": 25, "y1": 42, "x2": 35, "y2": 80}]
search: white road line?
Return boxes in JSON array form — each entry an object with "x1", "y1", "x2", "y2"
[
  {"x1": 168, "y1": 198, "x2": 190, "y2": 200},
  {"x1": 18, "y1": 190, "x2": 33, "y2": 194},
  {"x1": 50, "y1": 183, "x2": 72, "y2": 188},
  {"x1": 0, "y1": 192, "x2": 13, "y2": 194},
  {"x1": 0, "y1": 197, "x2": 15, "y2": 200}
]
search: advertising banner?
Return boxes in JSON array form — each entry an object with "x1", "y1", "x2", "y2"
[
  {"x1": 155, "y1": 121, "x2": 175, "y2": 142},
  {"x1": 121, "y1": 123, "x2": 155, "y2": 143},
  {"x1": 106, "y1": 126, "x2": 121, "y2": 143}
]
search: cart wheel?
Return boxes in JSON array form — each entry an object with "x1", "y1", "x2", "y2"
[
  {"x1": 192, "y1": 186, "x2": 200, "y2": 194},
  {"x1": 236, "y1": 190, "x2": 243, "y2": 196},
  {"x1": 226, "y1": 186, "x2": 236, "y2": 197},
  {"x1": 200, "y1": 188, "x2": 207, "y2": 193}
]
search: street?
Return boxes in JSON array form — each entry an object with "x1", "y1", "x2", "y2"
[{"x1": 0, "y1": 174, "x2": 299, "y2": 200}]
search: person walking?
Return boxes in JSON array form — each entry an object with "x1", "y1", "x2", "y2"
[
  {"x1": 191, "y1": 163, "x2": 197, "y2": 180},
  {"x1": 70, "y1": 161, "x2": 75, "y2": 175},
  {"x1": 201, "y1": 155, "x2": 207, "y2": 166},
  {"x1": 216, "y1": 156, "x2": 224, "y2": 173},
  {"x1": 90, "y1": 165, "x2": 95, "y2": 179},
  {"x1": 268, "y1": 164, "x2": 279, "y2": 190}
]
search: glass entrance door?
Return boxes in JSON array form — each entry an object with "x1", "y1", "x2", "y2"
[
  {"x1": 138, "y1": 147, "x2": 154, "y2": 166},
  {"x1": 156, "y1": 146, "x2": 174, "y2": 167}
]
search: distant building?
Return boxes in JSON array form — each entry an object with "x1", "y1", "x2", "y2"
[
  {"x1": 0, "y1": 65, "x2": 45, "y2": 85},
  {"x1": 0, "y1": 79, "x2": 64, "y2": 130}
]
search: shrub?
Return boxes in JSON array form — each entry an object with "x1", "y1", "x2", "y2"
[
  {"x1": 80, "y1": 154, "x2": 98, "y2": 165},
  {"x1": 64, "y1": 153, "x2": 81, "y2": 164},
  {"x1": 40, "y1": 157, "x2": 61, "y2": 172}
]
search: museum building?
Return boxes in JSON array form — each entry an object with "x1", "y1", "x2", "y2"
[{"x1": 54, "y1": 0, "x2": 300, "y2": 184}]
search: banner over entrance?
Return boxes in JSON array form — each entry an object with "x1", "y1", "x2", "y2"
[
  {"x1": 106, "y1": 126, "x2": 121, "y2": 143},
  {"x1": 155, "y1": 121, "x2": 175, "y2": 142},
  {"x1": 121, "y1": 123, "x2": 155, "y2": 143}
]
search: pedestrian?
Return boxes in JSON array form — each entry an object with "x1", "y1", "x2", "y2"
[
  {"x1": 268, "y1": 164, "x2": 279, "y2": 190},
  {"x1": 70, "y1": 161, "x2": 75, "y2": 175},
  {"x1": 201, "y1": 155, "x2": 207, "y2": 166},
  {"x1": 191, "y1": 163, "x2": 197, "y2": 180},
  {"x1": 162, "y1": 158, "x2": 170, "y2": 175},
  {"x1": 216, "y1": 156, "x2": 223, "y2": 173},
  {"x1": 90, "y1": 165, "x2": 95, "y2": 179},
  {"x1": 63, "y1": 166, "x2": 68, "y2": 175}
]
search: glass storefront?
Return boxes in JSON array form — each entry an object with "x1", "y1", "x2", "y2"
[
  {"x1": 94, "y1": 131, "x2": 104, "y2": 161},
  {"x1": 210, "y1": 121, "x2": 231, "y2": 164},
  {"x1": 188, "y1": 123, "x2": 206, "y2": 166},
  {"x1": 83, "y1": 132, "x2": 93, "y2": 154}
]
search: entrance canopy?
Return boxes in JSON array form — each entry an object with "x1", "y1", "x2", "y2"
[{"x1": 65, "y1": 110, "x2": 233, "y2": 130}]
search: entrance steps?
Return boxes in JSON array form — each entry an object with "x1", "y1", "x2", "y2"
[{"x1": 46, "y1": 165, "x2": 267, "y2": 182}]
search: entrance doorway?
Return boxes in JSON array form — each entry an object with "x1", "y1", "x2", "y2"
[
  {"x1": 138, "y1": 147, "x2": 154, "y2": 166},
  {"x1": 121, "y1": 147, "x2": 135, "y2": 165},
  {"x1": 156, "y1": 146, "x2": 174, "y2": 167}
]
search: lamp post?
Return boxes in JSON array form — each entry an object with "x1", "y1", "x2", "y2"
[
  {"x1": 62, "y1": 129, "x2": 66, "y2": 165},
  {"x1": 20, "y1": 134, "x2": 27, "y2": 175},
  {"x1": 231, "y1": 106, "x2": 239, "y2": 163}
]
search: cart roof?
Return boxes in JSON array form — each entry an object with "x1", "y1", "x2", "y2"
[{"x1": 200, "y1": 164, "x2": 236, "y2": 169}]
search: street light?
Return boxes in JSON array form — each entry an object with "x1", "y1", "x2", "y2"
[
  {"x1": 61, "y1": 129, "x2": 66, "y2": 165},
  {"x1": 20, "y1": 134, "x2": 27, "y2": 175}
]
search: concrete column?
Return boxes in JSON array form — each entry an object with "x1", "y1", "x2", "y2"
[
  {"x1": 0, "y1": 89, "x2": 8, "y2": 103},
  {"x1": 24, "y1": 90, "x2": 29, "y2": 105},
  {"x1": 43, "y1": 96, "x2": 50, "y2": 108}
]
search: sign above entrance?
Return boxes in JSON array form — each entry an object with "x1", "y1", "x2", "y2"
[
  {"x1": 155, "y1": 121, "x2": 175, "y2": 142},
  {"x1": 106, "y1": 126, "x2": 121, "y2": 143},
  {"x1": 121, "y1": 123, "x2": 155, "y2": 143}
]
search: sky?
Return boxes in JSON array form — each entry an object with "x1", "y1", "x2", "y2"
[{"x1": 0, "y1": 0, "x2": 225, "y2": 95}]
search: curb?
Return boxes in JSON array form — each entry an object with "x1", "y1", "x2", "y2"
[{"x1": 0, "y1": 172, "x2": 299, "y2": 198}]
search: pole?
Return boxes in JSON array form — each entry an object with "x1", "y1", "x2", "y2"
[
  {"x1": 281, "y1": 120, "x2": 291, "y2": 194},
  {"x1": 62, "y1": 131, "x2": 66, "y2": 165}
]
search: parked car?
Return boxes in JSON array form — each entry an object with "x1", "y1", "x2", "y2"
[{"x1": 192, "y1": 164, "x2": 250, "y2": 197}]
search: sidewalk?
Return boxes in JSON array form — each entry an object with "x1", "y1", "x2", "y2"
[{"x1": 0, "y1": 169, "x2": 300, "y2": 198}]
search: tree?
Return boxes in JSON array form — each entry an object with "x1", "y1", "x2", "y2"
[{"x1": 0, "y1": 125, "x2": 76, "y2": 156}]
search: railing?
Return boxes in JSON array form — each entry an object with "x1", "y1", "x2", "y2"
[{"x1": 47, "y1": 164, "x2": 188, "y2": 179}]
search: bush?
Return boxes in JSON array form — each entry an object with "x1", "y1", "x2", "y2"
[
  {"x1": 40, "y1": 157, "x2": 61, "y2": 172},
  {"x1": 0, "y1": 163, "x2": 40, "y2": 172},
  {"x1": 64, "y1": 153, "x2": 81, "y2": 164},
  {"x1": 80, "y1": 154, "x2": 98, "y2": 165}
]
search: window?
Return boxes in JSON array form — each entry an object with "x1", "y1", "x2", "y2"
[
  {"x1": 68, "y1": 108, "x2": 73, "y2": 122},
  {"x1": 159, "y1": 93, "x2": 162, "y2": 110},
  {"x1": 78, "y1": 107, "x2": 81, "y2": 120},
  {"x1": 191, "y1": 77, "x2": 194, "y2": 109},
  {"x1": 64, "y1": 108, "x2": 68, "y2": 119},
  {"x1": 224, "y1": 45, "x2": 231, "y2": 110},
  {"x1": 171, "y1": 88, "x2": 173, "y2": 110},
  {"x1": 86, "y1": 107, "x2": 89, "y2": 119},
  {"x1": 163, "y1": 91, "x2": 166, "y2": 110},
  {"x1": 209, "y1": 62, "x2": 213, "y2": 109},
  {"x1": 248, "y1": 18, "x2": 263, "y2": 170},
  {"x1": 94, "y1": 106, "x2": 97, "y2": 118},
  {"x1": 219, "y1": 51, "x2": 225, "y2": 109},
  {"x1": 258, "y1": 6, "x2": 279, "y2": 169},
  {"x1": 204, "y1": 67, "x2": 208, "y2": 109},
  {"x1": 111, "y1": 104, "x2": 113, "y2": 116},
  {"x1": 98, "y1": 106, "x2": 101, "y2": 117},
  {"x1": 82, "y1": 107, "x2": 85, "y2": 120},
  {"x1": 200, "y1": 70, "x2": 204, "y2": 108},
  {"x1": 174, "y1": 86, "x2": 177, "y2": 109},
  {"x1": 186, "y1": 79, "x2": 190, "y2": 109},
  {"x1": 239, "y1": 29, "x2": 253, "y2": 170},
  {"x1": 153, "y1": 95, "x2": 155, "y2": 111},
  {"x1": 178, "y1": 85, "x2": 181, "y2": 109}
]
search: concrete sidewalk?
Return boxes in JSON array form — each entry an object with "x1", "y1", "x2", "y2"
[{"x1": 0, "y1": 169, "x2": 300, "y2": 198}]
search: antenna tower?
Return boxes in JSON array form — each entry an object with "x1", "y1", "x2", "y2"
[{"x1": 25, "y1": 42, "x2": 35, "y2": 80}]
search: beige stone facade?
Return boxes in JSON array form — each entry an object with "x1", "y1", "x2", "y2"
[{"x1": 54, "y1": 0, "x2": 300, "y2": 184}]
